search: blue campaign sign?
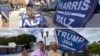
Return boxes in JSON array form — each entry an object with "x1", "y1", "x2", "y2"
[
  {"x1": 19, "y1": 13, "x2": 48, "y2": 28},
  {"x1": 53, "y1": 0, "x2": 97, "y2": 28},
  {"x1": 55, "y1": 29, "x2": 89, "y2": 51}
]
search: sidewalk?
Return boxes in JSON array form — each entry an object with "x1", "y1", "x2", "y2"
[
  {"x1": 0, "y1": 52, "x2": 32, "y2": 56},
  {"x1": 0, "y1": 8, "x2": 26, "y2": 28}
]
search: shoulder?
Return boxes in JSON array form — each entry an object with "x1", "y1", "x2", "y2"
[
  {"x1": 57, "y1": 50, "x2": 63, "y2": 55},
  {"x1": 35, "y1": 14, "x2": 41, "y2": 17},
  {"x1": 48, "y1": 50, "x2": 62, "y2": 53},
  {"x1": 35, "y1": 14, "x2": 45, "y2": 20},
  {"x1": 48, "y1": 50, "x2": 54, "y2": 54},
  {"x1": 48, "y1": 50, "x2": 53, "y2": 56},
  {"x1": 45, "y1": 50, "x2": 48, "y2": 53},
  {"x1": 23, "y1": 11, "x2": 27, "y2": 14},
  {"x1": 31, "y1": 49, "x2": 39, "y2": 56},
  {"x1": 32, "y1": 49, "x2": 40, "y2": 53},
  {"x1": 21, "y1": 11, "x2": 27, "y2": 15},
  {"x1": 0, "y1": 5, "x2": 3, "y2": 9},
  {"x1": 34, "y1": 14, "x2": 42, "y2": 20},
  {"x1": 21, "y1": 11, "x2": 28, "y2": 19},
  {"x1": 57, "y1": 50, "x2": 63, "y2": 53}
]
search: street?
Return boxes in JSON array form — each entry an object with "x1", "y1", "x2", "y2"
[{"x1": 0, "y1": 52, "x2": 32, "y2": 56}]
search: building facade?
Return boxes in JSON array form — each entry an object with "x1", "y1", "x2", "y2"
[{"x1": 11, "y1": 0, "x2": 26, "y2": 5}]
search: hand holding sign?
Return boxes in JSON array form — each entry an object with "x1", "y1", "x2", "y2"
[{"x1": 55, "y1": 29, "x2": 89, "y2": 51}]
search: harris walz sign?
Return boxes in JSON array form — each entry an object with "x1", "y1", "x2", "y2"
[
  {"x1": 55, "y1": 29, "x2": 89, "y2": 51},
  {"x1": 53, "y1": 0, "x2": 97, "y2": 28}
]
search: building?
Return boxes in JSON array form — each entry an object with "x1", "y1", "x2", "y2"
[
  {"x1": 0, "y1": 45, "x2": 16, "y2": 55},
  {"x1": 11, "y1": 0, "x2": 26, "y2": 5}
]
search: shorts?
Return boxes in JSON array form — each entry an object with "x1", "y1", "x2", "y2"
[{"x1": 2, "y1": 15, "x2": 9, "y2": 19}]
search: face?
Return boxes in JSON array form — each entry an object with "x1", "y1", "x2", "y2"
[
  {"x1": 50, "y1": 42, "x2": 58, "y2": 51},
  {"x1": 26, "y1": 7, "x2": 35, "y2": 19},
  {"x1": 38, "y1": 43, "x2": 44, "y2": 50}
]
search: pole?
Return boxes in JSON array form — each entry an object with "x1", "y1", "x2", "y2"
[
  {"x1": 41, "y1": 31, "x2": 49, "y2": 50},
  {"x1": 44, "y1": 36, "x2": 46, "y2": 49}
]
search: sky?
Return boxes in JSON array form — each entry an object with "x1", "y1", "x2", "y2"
[{"x1": 0, "y1": 28, "x2": 100, "y2": 45}]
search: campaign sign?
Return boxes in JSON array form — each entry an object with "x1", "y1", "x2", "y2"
[
  {"x1": 55, "y1": 29, "x2": 89, "y2": 51},
  {"x1": 53, "y1": 0, "x2": 97, "y2": 28}
]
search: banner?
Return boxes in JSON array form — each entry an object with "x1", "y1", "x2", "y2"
[
  {"x1": 55, "y1": 29, "x2": 89, "y2": 51},
  {"x1": 53, "y1": 0, "x2": 97, "y2": 28}
]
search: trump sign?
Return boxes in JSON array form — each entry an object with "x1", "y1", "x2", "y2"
[{"x1": 55, "y1": 29, "x2": 89, "y2": 51}]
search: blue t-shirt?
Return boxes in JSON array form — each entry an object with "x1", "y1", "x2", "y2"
[
  {"x1": 20, "y1": 12, "x2": 48, "y2": 28},
  {"x1": 0, "y1": 5, "x2": 10, "y2": 18}
]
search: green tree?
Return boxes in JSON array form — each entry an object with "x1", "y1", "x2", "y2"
[
  {"x1": 8, "y1": 0, "x2": 12, "y2": 4},
  {"x1": 88, "y1": 41, "x2": 100, "y2": 54},
  {"x1": 0, "y1": 0, "x2": 2, "y2": 4},
  {"x1": 0, "y1": 34, "x2": 37, "y2": 49}
]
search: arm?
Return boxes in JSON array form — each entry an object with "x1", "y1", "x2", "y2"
[
  {"x1": 19, "y1": 19, "x2": 23, "y2": 28},
  {"x1": 1, "y1": 11, "x2": 9, "y2": 19},
  {"x1": 40, "y1": 15, "x2": 49, "y2": 27}
]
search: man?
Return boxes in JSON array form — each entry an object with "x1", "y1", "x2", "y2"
[
  {"x1": 31, "y1": 41, "x2": 48, "y2": 56},
  {"x1": 0, "y1": 0, "x2": 10, "y2": 28},
  {"x1": 19, "y1": 0, "x2": 48, "y2": 28},
  {"x1": 48, "y1": 42, "x2": 62, "y2": 56}
]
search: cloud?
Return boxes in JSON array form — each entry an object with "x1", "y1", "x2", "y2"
[
  {"x1": 0, "y1": 29, "x2": 30, "y2": 37},
  {"x1": 72, "y1": 28, "x2": 100, "y2": 43},
  {"x1": 29, "y1": 28, "x2": 56, "y2": 45}
]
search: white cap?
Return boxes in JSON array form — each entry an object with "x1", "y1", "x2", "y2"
[{"x1": 25, "y1": 0, "x2": 29, "y2": 5}]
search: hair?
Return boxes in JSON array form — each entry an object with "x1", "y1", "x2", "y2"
[
  {"x1": 3, "y1": 0, "x2": 8, "y2": 3},
  {"x1": 50, "y1": 41, "x2": 57, "y2": 46},
  {"x1": 38, "y1": 41, "x2": 44, "y2": 44}
]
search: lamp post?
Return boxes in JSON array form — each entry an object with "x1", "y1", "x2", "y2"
[{"x1": 41, "y1": 31, "x2": 49, "y2": 49}]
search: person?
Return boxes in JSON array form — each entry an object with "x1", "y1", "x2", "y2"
[
  {"x1": 0, "y1": 0, "x2": 10, "y2": 28},
  {"x1": 10, "y1": 3, "x2": 14, "y2": 11},
  {"x1": 48, "y1": 42, "x2": 62, "y2": 56},
  {"x1": 31, "y1": 41, "x2": 48, "y2": 56},
  {"x1": 19, "y1": 0, "x2": 48, "y2": 28},
  {"x1": 21, "y1": 48, "x2": 28, "y2": 56}
]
